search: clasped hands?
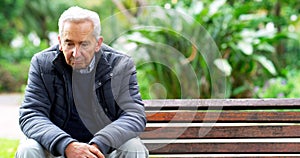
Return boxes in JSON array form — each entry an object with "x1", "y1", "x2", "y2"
[{"x1": 65, "y1": 142, "x2": 105, "y2": 158}]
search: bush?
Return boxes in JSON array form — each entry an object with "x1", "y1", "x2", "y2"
[
  {"x1": 254, "y1": 69, "x2": 300, "y2": 98},
  {"x1": 0, "y1": 60, "x2": 30, "y2": 92},
  {"x1": 0, "y1": 38, "x2": 48, "y2": 93}
]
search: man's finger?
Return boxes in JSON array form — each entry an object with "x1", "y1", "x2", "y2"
[{"x1": 89, "y1": 145, "x2": 105, "y2": 158}]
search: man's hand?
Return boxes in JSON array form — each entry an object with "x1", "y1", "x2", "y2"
[{"x1": 65, "y1": 142, "x2": 104, "y2": 158}]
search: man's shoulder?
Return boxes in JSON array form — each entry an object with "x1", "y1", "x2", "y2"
[
  {"x1": 33, "y1": 44, "x2": 59, "y2": 60},
  {"x1": 30, "y1": 45, "x2": 60, "y2": 74}
]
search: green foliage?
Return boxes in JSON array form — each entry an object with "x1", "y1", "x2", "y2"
[
  {"x1": 0, "y1": 60, "x2": 30, "y2": 92},
  {"x1": 112, "y1": 0, "x2": 300, "y2": 98},
  {"x1": 0, "y1": 0, "x2": 299, "y2": 99},
  {"x1": 113, "y1": 25, "x2": 202, "y2": 98},
  {"x1": 1, "y1": 38, "x2": 48, "y2": 63},
  {"x1": 137, "y1": 68, "x2": 151, "y2": 99},
  {"x1": 191, "y1": 0, "x2": 289, "y2": 97},
  {"x1": 0, "y1": 0, "x2": 24, "y2": 45},
  {"x1": 0, "y1": 138, "x2": 19, "y2": 158},
  {"x1": 20, "y1": 0, "x2": 72, "y2": 41},
  {"x1": 255, "y1": 69, "x2": 300, "y2": 98},
  {"x1": 0, "y1": 38, "x2": 47, "y2": 93},
  {"x1": 0, "y1": 0, "x2": 76, "y2": 44}
]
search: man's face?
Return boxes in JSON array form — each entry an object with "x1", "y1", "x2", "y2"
[{"x1": 58, "y1": 20, "x2": 103, "y2": 70}]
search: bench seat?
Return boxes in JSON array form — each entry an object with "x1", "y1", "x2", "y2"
[{"x1": 141, "y1": 99, "x2": 300, "y2": 157}]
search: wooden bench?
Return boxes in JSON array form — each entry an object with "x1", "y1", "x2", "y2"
[{"x1": 141, "y1": 99, "x2": 300, "y2": 157}]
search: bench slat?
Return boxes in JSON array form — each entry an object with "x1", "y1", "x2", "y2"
[
  {"x1": 141, "y1": 125, "x2": 300, "y2": 139},
  {"x1": 149, "y1": 154, "x2": 300, "y2": 158},
  {"x1": 144, "y1": 99, "x2": 300, "y2": 110},
  {"x1": 144, "y1": 142, "x2": 300, "y2": 153},
  {"x1": 146, "y1": 111, "x2": 300, "y2": 122}
]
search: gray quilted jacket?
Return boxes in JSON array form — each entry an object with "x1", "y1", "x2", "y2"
[{"x1": 19, "y1": 44, "x2": 146, "y2": 156}]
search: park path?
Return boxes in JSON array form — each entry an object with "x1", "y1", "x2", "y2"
[{"x1": 0, "y1": 93, "x2": 23, "y2": 140}]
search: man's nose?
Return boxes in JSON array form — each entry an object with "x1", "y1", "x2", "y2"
[{"x1": 72, "y1": 46, "x2": 80, "y2": 57}]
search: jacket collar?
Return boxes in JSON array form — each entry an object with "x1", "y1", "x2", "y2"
[
  {"x1": 95, "y1": 48, "x2": 113, "y2": 84},
  {"x1": 52, "y1": 45, "x2": 71, "y2": 76}
]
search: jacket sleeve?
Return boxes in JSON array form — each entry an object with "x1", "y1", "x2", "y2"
[
  {"x1": 19, "y1": 53, "x2": 76, "y2": 156},
  {"x1": 90, "y1": 56, "x2": 146, "y2": 154}
]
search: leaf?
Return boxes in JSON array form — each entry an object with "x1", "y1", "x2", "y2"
[
  {"x1": 254, "y1": 55, "x2": 277, "y2": 76},
  {"x1": 209, "y1": 0, "x2": 226, "y2": 16},
  {"x1": 237, "y1": 41, "x2": 253, "y2": 55},
  {"x1": 257, "y1": 43, "x2": 275, "y2": 53},
  {"x1": 214, "y1": 58, "x2": 232, "y2": 76},
  {"x1": 125, "y1": 32, "x2": 154, "y2": 45},
  {"x1": 232, "y1": 85, "x2": 248, "y2": 96}
]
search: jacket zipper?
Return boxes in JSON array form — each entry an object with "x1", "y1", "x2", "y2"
[{"x1": 96, "y1": 73, "x2": 113, "y2": 118}]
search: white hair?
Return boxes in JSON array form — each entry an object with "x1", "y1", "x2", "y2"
[{"x1": 58, "y1": 6, "x2": 101, "y2": 40}]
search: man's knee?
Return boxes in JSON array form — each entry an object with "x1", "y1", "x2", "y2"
[
  {"x1": 15, "y1": 138, "x2": 46, "y2": 158},
  {"x1": 122, "y1": 137, "x2": 148, "y2": 152},
  {"x1": 109, "y1": 137, "x2": 149, "y2": 158}
]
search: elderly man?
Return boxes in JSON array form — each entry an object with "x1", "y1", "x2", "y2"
[{"x1": 16, "y1": 6, "x2": 148, "y2": 158}]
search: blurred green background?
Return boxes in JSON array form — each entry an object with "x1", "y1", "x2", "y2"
[{"x1": 1, "y1": 0, "x2": 299, "y2": 99}]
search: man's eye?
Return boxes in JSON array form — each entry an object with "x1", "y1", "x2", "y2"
[{"x1": 81, "y1": 43, "x2": 89, "y2": 47}]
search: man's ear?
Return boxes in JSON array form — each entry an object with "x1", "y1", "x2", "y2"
[
  {"x1": 95, "y1": 36, "x2": 103, "y2": 52},
  {"x1": 58, "y1": 36, "x2": 63, "y2": 51}
]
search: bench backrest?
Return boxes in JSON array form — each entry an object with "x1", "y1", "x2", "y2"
[{"x1": 141, "y1": 99, "x2": 300, "y2": 157}]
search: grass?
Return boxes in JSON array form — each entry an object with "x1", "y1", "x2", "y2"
[{"x1": 0, "y1": 138, "x2": 19, "y2": 158}]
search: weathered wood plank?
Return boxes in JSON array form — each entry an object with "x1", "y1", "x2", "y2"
[
  {"x1": 145, "y1": 142, "x2": 300, "y2": 153},
  {"x1": 144, "y1": 99, "x2": 300, "y2": 110},
  {"x1": 141, "y1": 125, "x2": 300, "y2": 139},
  {"x1": 149, "y1": 154, "x2": 300, "y2": 158},
  {"x1": 146, "y1": 111, "x2": 300, "y2": 122}
]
